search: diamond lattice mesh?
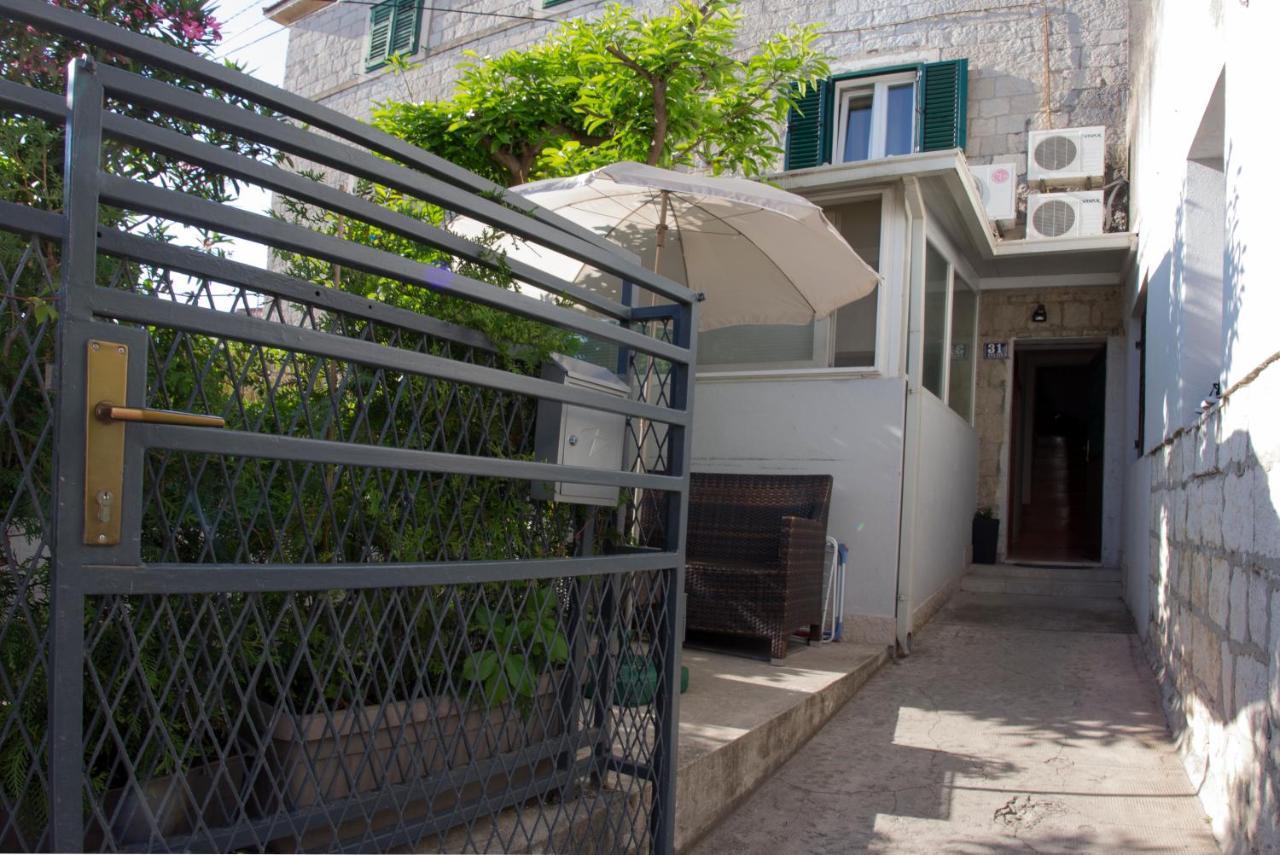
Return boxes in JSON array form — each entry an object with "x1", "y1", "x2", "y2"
[
  {"x1": 80, "y1": 571, "x2": 670, "y2": 852},
  {"x1": 0, "y1": 32, "x2": 689, "y2": 846},
  {"x1": 0, "y1": 233, "x2": 58, "y2": 852}
]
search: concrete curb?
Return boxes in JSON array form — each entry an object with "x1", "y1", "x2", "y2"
[{"x1": 673, "y1": 646, "x2": 891, "y2": 852}]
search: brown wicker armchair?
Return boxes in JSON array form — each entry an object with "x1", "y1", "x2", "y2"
[{"x1": 685, "y1": 473, "x2": 833, "y2": 661}]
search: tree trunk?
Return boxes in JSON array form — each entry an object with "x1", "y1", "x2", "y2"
[{"x1": 647, "y1": 79, "x2": 668, "y2": 166}]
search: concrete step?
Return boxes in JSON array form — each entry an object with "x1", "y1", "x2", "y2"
[
  {"x1": 939, "y1": 591, "x2": 1134, "y2": 634},
  {"x1": 961, "y1": 564, "x2": 1122, "y2": 598},
  {"x1": 966, "y1": 563, "x2": 1121, "y2": 582},
  {"x1": 675, "y1": 643, "x2": 888, "y2": 850}
]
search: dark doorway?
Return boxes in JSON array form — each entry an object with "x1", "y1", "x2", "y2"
[{"x1": 1007, "y1": 344, "x2": 1107, "y2": 563}]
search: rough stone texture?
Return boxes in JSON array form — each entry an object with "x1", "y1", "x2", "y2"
[
  {"x1": 1144, "y1": 356, "x2": 1280, "y2": 853},
  {"x1": 692, "y1": 589, "x2": 1215, "y2": 854},
  {"x1": 275, "y1": 0, "x2": 1129, "y2": 184},
  {"x1": 973, "y1": 285, "x2": 1124, "y2": 524}
]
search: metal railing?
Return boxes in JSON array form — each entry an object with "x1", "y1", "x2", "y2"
[{"x1": 0, "y1": 0, "x2": 696, "y2": 850}]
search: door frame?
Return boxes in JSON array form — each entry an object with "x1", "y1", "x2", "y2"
[{"x1": 999, "y1": 335, "x2": 1125, "y2": 565}]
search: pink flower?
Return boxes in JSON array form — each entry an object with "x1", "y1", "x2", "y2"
[
  {"x1": 180, "y1": 18, "x2": 206, "y2": 39},
  {"x1": 149, "y1": 3, "x2": 164, "y2": 16}
]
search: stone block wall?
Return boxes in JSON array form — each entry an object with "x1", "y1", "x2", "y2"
[
  {"x1": 277, "y1": 0, "x2": 1128, "y2": 184},
  {"x1": 974, "y1": 285, "x2": 1124, "y2": 520},
  {"x1": 1144, "y1": 353, "x2": 1280, "y2": 851}
]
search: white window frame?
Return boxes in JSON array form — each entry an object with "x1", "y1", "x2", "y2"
[
  {"x1": 832, "y1": 70, "x2": 919, "y2": 164},
  {"x1": 824, "y1": 190, "x2": 892, "y2": 374},
  {"x1": 920, "y1": 220, "x2": 982, "y2": 422}
]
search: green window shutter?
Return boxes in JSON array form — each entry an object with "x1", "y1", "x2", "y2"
[
  {"x1": 919, "y1": 59, "x2": 968, "y2": 151},
  {"x1": 784, "y1": 79, "x2": 831, "y2": 171},
  {"x1": 366, "y1": 0, "x2": 420, "y2": 71},
  {"x1": 365, "y1": 0, "x2": 394, "y2": 69},
  {"x1": 388, "y1": 0, "x2": 420, "y2": 57}
]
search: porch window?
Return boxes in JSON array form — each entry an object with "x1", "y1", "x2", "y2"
[
  {"x1": 829, "y1": 197, "x2": 882, "y2": 367},
  {"x1": 922, "y1": 243, "x2": 949, "y2": 397},
  {"x1": 698, "y1": 194, "x2": 884, "y2": 372},
  {"x1": 919, "y1": 241, "x2": 979, "y2": 423},
  {"x1": 948, "y1": 277, "x2": 977, "y2": 421}
]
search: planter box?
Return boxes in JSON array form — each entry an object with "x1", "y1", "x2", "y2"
[
  {"x1": 257, "y1": 676, "x2": 567, "y2": 846},
  {"x1": 972, "y1": 517, "x2": 999, "y2": 565},
  {"x1": 89, "y1": 756, "x2": 247, "y2": 847}
]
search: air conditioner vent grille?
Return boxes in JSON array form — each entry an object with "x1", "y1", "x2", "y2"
[
  {"x1": 1034, "y1": 135, "x2": 1079, "y2": 172},
  {"x1": 1032, "y1": 198, "x2": 1076, "y2": 237}
]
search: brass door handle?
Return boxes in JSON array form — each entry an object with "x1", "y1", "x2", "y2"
[{"x1": 94, "y1": 402, "x2": 226, "y2": 428}]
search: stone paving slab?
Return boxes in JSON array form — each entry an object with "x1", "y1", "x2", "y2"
[{"x1": 690, "y1": 593, "x2": 1217, "y2": 854}]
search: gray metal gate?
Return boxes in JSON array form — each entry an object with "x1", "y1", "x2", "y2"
[{"x1": 0, "y1": 1, "x2": 696, "y2": 850}]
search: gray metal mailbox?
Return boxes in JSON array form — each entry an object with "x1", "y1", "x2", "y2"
[{"x1": 534, "y1": 354, "x2": 629, "y2": 506}]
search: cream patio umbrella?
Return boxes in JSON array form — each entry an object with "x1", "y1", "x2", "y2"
[{"x1": 464, "y1": 161, "x2": 880, "y2": 329}]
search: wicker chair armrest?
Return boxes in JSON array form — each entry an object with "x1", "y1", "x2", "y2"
[{"x1": 779, "y1": 516, "x2": 827, "y2": 576}]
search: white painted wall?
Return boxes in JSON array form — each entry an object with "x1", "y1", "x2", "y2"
[
  {"x1": 691, "y1": 374, "x2": 907, "y2": 643},
  {"x1": 1127, "y1": 0, "x2": 1280, "y2": 434},
  {"x1": 1123, "y1": 1, "x2": 1280, "y2": 847},
  {"x1": 1124, "y1": 0, "x2": 1280, "y2": 596},
  {"x1": 905, "y1": 390, "x2": 978, "y2": 629}
]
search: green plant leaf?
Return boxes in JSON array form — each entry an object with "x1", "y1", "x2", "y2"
[
  {"x1": 505, "y1": 657, "x2": 537, "y2": 698},
  {"x1": 462, "y1": 650, "x2": 499, "y2": 682}
]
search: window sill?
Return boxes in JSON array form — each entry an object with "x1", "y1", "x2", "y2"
[{"x1": 696, "y1": 366, "x2": 885, "y2": 383}]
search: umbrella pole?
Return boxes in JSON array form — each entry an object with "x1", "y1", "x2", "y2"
[{"x1": 652, "y1": 189, "x2": 670, "y2": 275}]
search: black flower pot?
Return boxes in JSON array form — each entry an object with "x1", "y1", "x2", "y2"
[{"x1": 972, "y1": 517, "x2": 999, "y2": 565}]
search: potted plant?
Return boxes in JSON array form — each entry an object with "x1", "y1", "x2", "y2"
[
  {"x1": 972, "y1": 507, "x2": 999, "y2": 565},
  {"x1": 253, "y1": 579, "x2": 573, "y2": 845}
]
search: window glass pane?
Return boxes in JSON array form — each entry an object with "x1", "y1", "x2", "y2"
[
  {"x1": 922, "y1": 243, "x2": 948, "y2": 397},
  {"x1": 699, "y1": 322, "x2": 817, "y2": 367},
  {"x1": 830, "y1": 198, "x2": 882, "y2": 367},
  {"x1": 885, "y1": 83, "x2": 915, "y2": 156},
  {"x1": 842, "y1": 93, "x2": 873, "y2": 162},
  {"x1": 948, "y1": 277, "x2": 977, "y2": 421}
]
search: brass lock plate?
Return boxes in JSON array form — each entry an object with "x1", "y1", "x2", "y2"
[{"x1": 84, "y1": 339, "x2": 127, "y2": 545}]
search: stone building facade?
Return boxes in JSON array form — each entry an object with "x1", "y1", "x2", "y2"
[
  {"x1": 1144, "y1": 357, "x2": 1280, "y2": 849},
  {"x1": 1120, "y1": 0, "x2": 1280, "y2": 849},
  {"x1": 271, "y1": 0, "x2": 1129, "y2": 185}
]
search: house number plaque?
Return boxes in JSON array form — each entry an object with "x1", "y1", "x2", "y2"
[{"x1": 984, "y1": 341, "x2": 1009, "y2": 360}]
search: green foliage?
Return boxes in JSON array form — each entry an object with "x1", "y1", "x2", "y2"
[
  {"x1": 0, "y1": 0, "x2": 283, "y2": 836},
  {"x1": 462, "y1": 584, "x2": 570, "y2": 711},
  {"x1": 373, "y1": 0, "x2": 829, "y2": 185},
  {"x1": 274, "y1": 176, "x2": 578, "y2": 365}
]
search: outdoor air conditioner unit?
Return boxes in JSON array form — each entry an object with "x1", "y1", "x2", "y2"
[
  {"x1": 968, "y1": 162, "x2": 1017, "y2": 221},
  {"x1": 1026, "y1": 190, "x2": 1105, "y2": 240},
  {"x1": 1027, "y1": 126, "x2": 1105, "y2": 185}
]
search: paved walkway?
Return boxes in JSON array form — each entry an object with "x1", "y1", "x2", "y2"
[{"x1": 692, "y1": 589, "x2": 1219, "y2": 854}]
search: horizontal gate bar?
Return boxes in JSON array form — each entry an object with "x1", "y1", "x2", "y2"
[
  {"x1": 89, "y1": 62, "x2": 696, "y2": 307},
  {"x1": 0, "y1": 198, "x2": 64, "y2": 240},
  {"x1": 132, "y1": 420, "x2": 680, "y2": 489},
  {"x1": 91, "y1": 287, "x2": 688, "y2": 425},
  {"x1": 81, "y1": 550, "x2": 680, "y2": 594},
  {"x1": 0, "y1": 75, "x2": 62, "y2": 119},
  {"x1": 98, "y1": 229, "x2": 496, "y2": 354},
  {"x1": 0, "y1": 0, "x2": 622, "y2": 258},
  {"x1": 98, "y1": 175, "x2": 690, "y2": 366},
  {"x1": 100, "y1": 111, "x2": 630, "y2": 321},
  {"x1": 112, "y1": 735, "x2": 602, "y2": 853}
]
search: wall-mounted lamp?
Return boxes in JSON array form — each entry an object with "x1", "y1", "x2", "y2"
[{"x1": 1031, "y1": 304, "x2": 1048, "y2": 323}]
